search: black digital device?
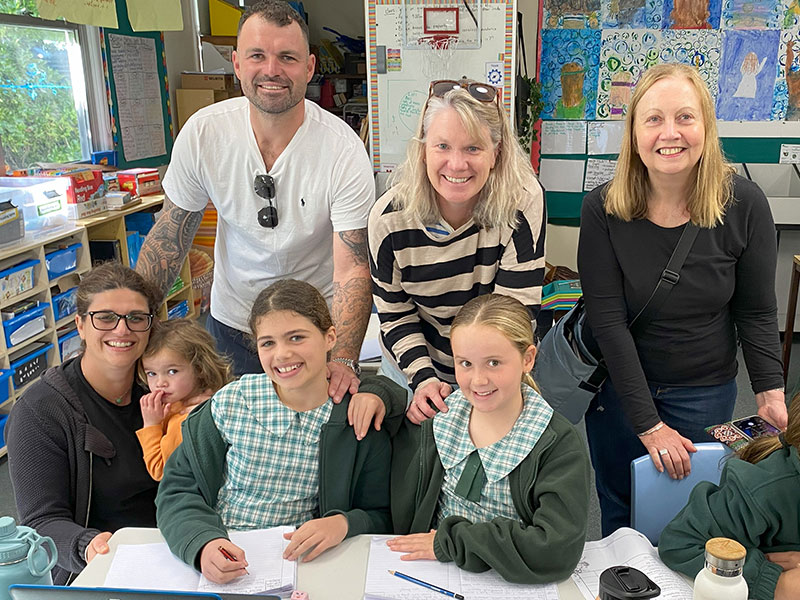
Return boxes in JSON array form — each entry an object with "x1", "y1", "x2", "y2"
[{"x1": 731, "y1": 415, "x2": 781, "y2": 440}]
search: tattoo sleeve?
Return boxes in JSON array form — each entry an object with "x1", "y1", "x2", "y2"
[
  {"x1": 332, "y1": 228, "x2": 371, "y2": 359},
  {"x1": 136, "y1": 196, "x2": 204, "y2": 301}
]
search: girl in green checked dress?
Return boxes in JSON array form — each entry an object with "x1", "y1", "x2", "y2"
[
  {"x1": 155, "y1": 279, "x2": 406, "y2": 585},
  {"x1": 360, "y1": 293, "x2": 591, "y2": 584}
]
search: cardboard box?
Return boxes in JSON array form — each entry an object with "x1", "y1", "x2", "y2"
[
  {"x1": 176, "y1": 88, "x2": 223, "y2": 130},
  {"x1": 181, "y1": 72, "x2": 237, "y2": 91},
  {"x1": 34, "y1": 167, "x2": 105, "y2": 204},
  {"x1": 66, "y1": 195, "x2": 108, "y2": 220},
  {"x1": 117, "y1": 168, "x2": 161, "y2": 198}
]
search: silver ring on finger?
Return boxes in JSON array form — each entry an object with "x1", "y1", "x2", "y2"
[{"x1": 658, "y1": 448, "x2": 669, "y2": 456}]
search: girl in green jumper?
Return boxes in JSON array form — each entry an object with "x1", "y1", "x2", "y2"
[
  {"x1": 156, "y1": 280, "x2": 405, "y2": 585},
  {"x1": 360, "y1": 294, "x2": 591, "y2": 584}
]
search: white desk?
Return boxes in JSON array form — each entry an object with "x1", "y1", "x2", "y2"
[{"x1": 73, "y1": 528, "x2": 586, "y2": 599}]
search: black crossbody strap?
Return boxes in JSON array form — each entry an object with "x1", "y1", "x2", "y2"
[
  {"x1": 517, "y1": 12, "x2": 527, "y2": 77},
  {"x1": 628, "y1": 222, "x2": 700, "y2": 338}
]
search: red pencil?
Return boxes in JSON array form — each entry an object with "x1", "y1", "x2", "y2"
[{"x1": 218, "y1": 545, "x2": 248, "y2": 574}]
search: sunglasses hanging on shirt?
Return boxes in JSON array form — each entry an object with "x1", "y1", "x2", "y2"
[{"x1": 254, "y1": 174, "x2": 278, "y2": 228}]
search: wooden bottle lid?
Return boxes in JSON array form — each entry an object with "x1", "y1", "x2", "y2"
[{"x1": 706, "y1": 537, "x2": 746, "y2": 561}]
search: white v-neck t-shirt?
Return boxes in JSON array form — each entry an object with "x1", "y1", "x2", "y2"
[{"x1": 163, "y1": 97, "x2": 375, "y2": 332}]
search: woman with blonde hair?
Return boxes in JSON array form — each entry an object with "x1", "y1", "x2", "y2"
[
  {"x1": 578, "y1": 62, "x2": 786, "y2": 535},
  {"x1": 368, "y1": 78, "x2": 545, "y2": 423},
  {"x1": 659, "y1": 394, "x2": 800, "y2": 600}
]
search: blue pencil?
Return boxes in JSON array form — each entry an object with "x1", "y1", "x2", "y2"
[{"x1": 388, "y1": 570, "x2": 465, "y2": 600}]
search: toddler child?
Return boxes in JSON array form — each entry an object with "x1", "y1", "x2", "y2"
[{"x1": 136, "y1": 318, "x2": 232, "y2": 481}]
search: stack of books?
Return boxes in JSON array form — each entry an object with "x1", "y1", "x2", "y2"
[{"x1": 541, "y1": 279, "x2": 582, "y2": 311}]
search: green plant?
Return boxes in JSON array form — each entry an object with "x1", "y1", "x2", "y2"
[{"x1": 516, "y1": 75, "x2": 543, "y2": 154}]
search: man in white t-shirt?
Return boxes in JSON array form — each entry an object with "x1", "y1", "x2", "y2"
[{"x1": 137, "y1": 0, "x2": 373, "y2": 399}]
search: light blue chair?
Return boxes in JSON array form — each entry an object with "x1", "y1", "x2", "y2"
[{"x1": 630, "y1": 442, "x2": 732, "y2": 545}]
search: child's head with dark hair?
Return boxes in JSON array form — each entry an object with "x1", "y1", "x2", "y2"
[{"x1": 249, "y1": 280, "x2": 336, "y2": 393}]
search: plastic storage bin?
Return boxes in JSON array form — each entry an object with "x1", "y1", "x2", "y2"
[
  {"x1": 52, "y1": 287, "x2": 78, "y2": 321},
  {"x1": 45, "y1": 243, "x2": 81, "y2": 279},
  {"x1": 2, "y1": 301, "x2": 48, "y2": 347},
  {"x1": 10, "y1": 342, "x2": 52, "y2": 389},
  {"x1": 57, "y1": 328, "x2": 81, "y2": 361},
  {"x1": 0, "y1": 413, "x2": 8, "y2": 449},
  {"x1": 0, "y1": 193, "x2": 24, "y2": 246},
  {"x1": 0, "y1": 177, "x2": 70, "y2": 232},
  {"x1": 0, "y1": 259, "x2": 38, "y2": 303},
  {"x1": 0, "y1": 369, "x2": 12, "y2": 405}
]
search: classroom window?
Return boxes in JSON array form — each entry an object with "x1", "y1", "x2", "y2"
[{"x1": 0, "y1": 2, "x2": 108, "y2": 171}]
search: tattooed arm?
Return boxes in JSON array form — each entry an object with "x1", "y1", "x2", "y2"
[
  {"x1": 328, "y1": 227, "x2": 372, "y2": 402},
  {"x1": 136, "y1": 195, "x2": 205, "y2": 301}
]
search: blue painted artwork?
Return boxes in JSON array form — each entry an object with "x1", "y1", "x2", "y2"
[
  {"x1": 662, "y1": 0, "x2": 721, "y2": 28},
  {"x1": 716, "y1": 30, "x2": 780, "y2": 121},
  {"x1": 543, "y1": 0, "x2": 601, "y2": 29},
  {"x1": 601, "y1": 0, "x2": 663, "y2": 28},
  {"x1": 721, "y1": 0, "x2": 781, "y2": 28},
  {"x1": 596, "y1": 29, "x2": 661, "y2": 119},
  {"x1": 771, "y1": 28, "x2": 800, "y2": 121},
  {"x1": 661, "y1": 30, "x2": 721, "y2": 99},
  {"x1": 540, "y1": 29, "x2": 602, "y2": 120}
]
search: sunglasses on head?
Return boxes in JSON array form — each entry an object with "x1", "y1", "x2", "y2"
[
  {"x1": 428, "y1": 79, "x2": 499, "y2": 103},
  {"x1": 254, "y1": 174, "x2": 278, "y2": 228}
]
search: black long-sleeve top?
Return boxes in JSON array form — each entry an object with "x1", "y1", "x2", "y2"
[{"x1": 577, "y1": 175, "x2": 783, "y2": 433}]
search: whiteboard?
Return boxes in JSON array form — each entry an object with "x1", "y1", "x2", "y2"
[{"x1": 366, "y1": 0, "x2": 516, "y2": 172}]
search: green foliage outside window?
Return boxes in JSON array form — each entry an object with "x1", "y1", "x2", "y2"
[
  {"x1": 0, "y1": 23, "x2": 82, "y2": 170},
  {"x1": 0, "y1": 0, "x2": 39, "y2": 17}
]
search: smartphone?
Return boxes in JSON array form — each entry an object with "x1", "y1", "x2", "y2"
[{"x1": 731, "y1": 415, "x2": 781, "y2": 440}]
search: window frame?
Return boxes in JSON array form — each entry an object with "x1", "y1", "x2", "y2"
[{"x1": 0, "y1": 11, "x2": 113, "y2": 166}]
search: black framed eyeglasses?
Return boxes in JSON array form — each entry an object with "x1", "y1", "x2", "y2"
[
  {"x1": 85, "y1": 311, "x2": 154, "y2": 332},
  {"x1": 254, "y1": 174, "x2": 278, "y2": 228},
  {"x1": 429, "y1": 78, "x2": 499, "y2": 104}
]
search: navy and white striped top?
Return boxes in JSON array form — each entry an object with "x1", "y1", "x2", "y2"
[{"x1": 367, "y1": 186, "x2": 546, "y2": 391}]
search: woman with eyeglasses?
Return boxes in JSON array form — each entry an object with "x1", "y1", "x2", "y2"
[
  {"x1": 6, "y1": 262, "x2": 162, "y2": 584},
  {"x1": 368, "y1": 78, "x2": 545, "y2": 423}
]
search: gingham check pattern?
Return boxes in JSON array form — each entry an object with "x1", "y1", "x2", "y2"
[
  {"x1": 433, "y1": 384, "x2": 553, "y2": 525},
  {"x1": 211, "y1": 374, "x2": 332, "y2": 530}
]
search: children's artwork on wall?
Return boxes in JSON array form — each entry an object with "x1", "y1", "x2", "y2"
[
  {"x1": 772, "y1": 28, "x2": 800, "y2": 120},
  {"x1": 721, "y1": 0, "x2": 781, "y2": 29},
  {"x1": 596, "y1": 29, "x2": 661, "y2": 119},
  {"x1": 662, "y1": 0, "x2": 721, "y2": 28},
  {"x1": 717, "y1": 29, "x2": 780, "y2": 120},
  {"x1": 541, "y1": 29, "x2": 602, "y2": 119},
  {"x1": 785, "y1": 0, "x2": 800, "y2": 28},
  {"x1": 661, "y1": 30, "x2": 721, "y2": 97},
  {"x1": 543, "y1": 0, "x2": 601, "y2": 29},
  {"x1": 601, "y1": 0, "x2": 663, "y2": 28}
]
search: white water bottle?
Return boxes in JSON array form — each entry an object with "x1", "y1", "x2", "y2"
[{"x1": 692, "y1": 537, "x2": 748, "y2": 600}]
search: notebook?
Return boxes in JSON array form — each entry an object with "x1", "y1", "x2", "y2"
[
  {"x1": 103, "y1": 527, "x2": 295, "y2": 597},
  {"x1": 364, "y1": 536, "x2": 559, "y2": 600}
]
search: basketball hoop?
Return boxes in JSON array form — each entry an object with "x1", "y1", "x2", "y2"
[{"x1": 418, "y1": 34, "x2": 459, "y2": 80}]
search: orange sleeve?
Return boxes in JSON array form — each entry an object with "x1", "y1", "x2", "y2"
[{"x1": 135, "y1": 412, "x2": 188, "y2": 481}]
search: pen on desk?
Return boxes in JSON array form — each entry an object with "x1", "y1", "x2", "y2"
[
  {"x1": 388, "y1": 570, "x2": 465, "y2": 600},
  {"x1": 218, "y1": 545, "x2": 249, "y2": 574}
]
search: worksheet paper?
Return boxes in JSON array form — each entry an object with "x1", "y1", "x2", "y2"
[
  {"x1": 104, "y1": 527, "x2": 295, "y2": 595},
  {"x1": 541, "y1": 121, "x2": 587, "y2": 155},
  {"x1": 538, "y1": 159, "x2": 585, "y2": 193},
  {"x1": 571, "y1": 528, "x2": 693, "y2": 600},
  {"x1": 587, "y1": 121, "x2": 625, "y2": 155},
  {"x1": 364, "y1": 536, "x2": 558, "y2": 600},
  {"x1": 583, "y1": 159, "x2": 617, "y2": 192}
]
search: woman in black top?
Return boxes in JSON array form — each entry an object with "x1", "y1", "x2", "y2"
[
  {"x1": 6, "y1": 263, "x2": 161, "y2": 584},
  {"x1": 578, "y1": 63, "x2": 787, "y2": 535}
]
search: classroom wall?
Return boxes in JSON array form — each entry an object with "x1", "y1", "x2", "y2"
[{"x1": 163, "y1": 0, "x2": 202, "y2": 128}]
